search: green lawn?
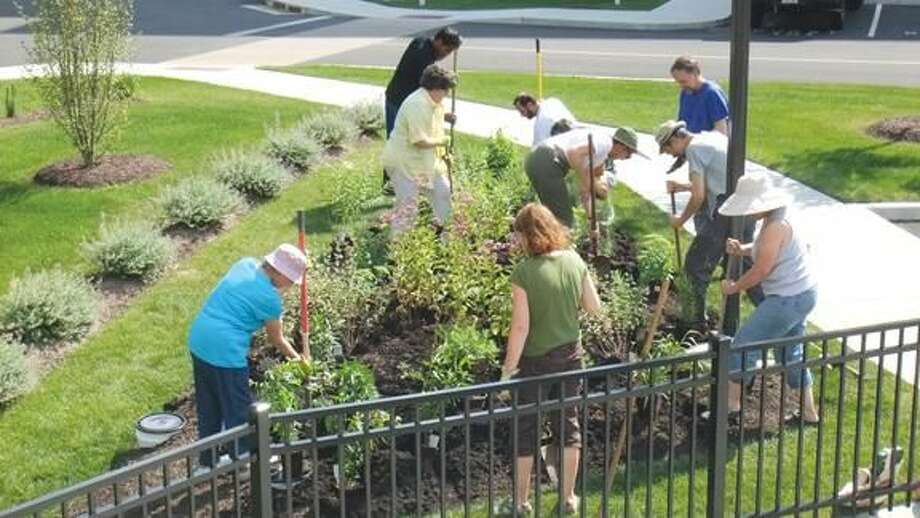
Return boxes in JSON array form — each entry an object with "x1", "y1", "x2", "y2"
[
  {"x1": 0, "y1": 77, "x2": 316, "y2": 292},
  {"x1": 366, "y1": 0, "x2": 666, "y2": 10},
  {"x1": 270, "y1": 64, "x2": 920, "y2": 203}
]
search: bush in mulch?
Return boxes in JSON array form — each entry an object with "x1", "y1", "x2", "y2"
[
  {"x1": 211, "y1": 149, "x2": 291, "y2": 201},
  {"x1": 0, "y1": 268, "x2": 98, "y2": 347},
  {"x1": 157, "y1": 177, "x2": 244, "y2": 230},
  {"x1": 345, "y1": 100, "x2": 385, "y2": 139},
  {"x1": 867, "y1": 116, "x2": 920, "y2": 143},
  {"x1": 83, "y1": 219, "x2": 178, "y2": 283},
  {"x1": 33, "y1": 154, "x2": 171, "y2": 188},
  {"x1": 299, "y1": 109, "x2": 358, "y2": 150},
  {"x1": 0, "y1": 339, "x2": 31, "y2": 405},
  {"x1": 264, "y1": 123, "x2": 323, "y2": 172}
]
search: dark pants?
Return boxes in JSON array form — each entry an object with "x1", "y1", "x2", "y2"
[
  {"x1": 516, "y1": 342, "x2": 584, "y2": 457},
  {"x1": 192, "y1": 354, "x2": 251, "y2": 466},
  {"x1": 383, "y1": 98, "x2": 401, "y2": 186},
  {"x1": 684, "y1": 209, "x2": 764, "y2": 325},
  {"x1": 524, "y1": 145, "x2": 574, "y2": 228}
]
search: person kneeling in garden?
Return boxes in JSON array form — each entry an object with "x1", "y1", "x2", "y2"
[
  {"x1": 382, "y1": 64, "x2": 457, "y2": 236},
  {"x1": 718, "y1": 173, "x2": 819, "y2": 424},
  {"x1": 500, "y1": 203, "x2": 602, "y2": 515},
  {"x1": 187, "y1": 244, "x2": 308, "y2": 467}
]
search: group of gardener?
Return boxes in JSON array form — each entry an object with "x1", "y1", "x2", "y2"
[{"x1": 184, "y1": 28, "x2": 820, "y2": 513}]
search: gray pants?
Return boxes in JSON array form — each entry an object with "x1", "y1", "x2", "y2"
[
  {"x1": 525, "y1": 145, "x2": 573, "y2": 228},
  {"x1": 685, "y1": 209, "x2": 764, "y2": 324}
]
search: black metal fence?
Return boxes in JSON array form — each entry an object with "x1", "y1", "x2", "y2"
[{"x1": 3, "y1": 318, "x2": 920, "y2": 517}]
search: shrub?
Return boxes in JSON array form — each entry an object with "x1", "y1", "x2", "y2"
[
  {"x1": 673, "y1": 272, "x2": 698, "y2": 325},
  {"x1": 583, "y1": 270, "x2": 646, "y2": 360},
  {"x1": 256, "y1": 360, "x2": 313, "y2": 442},
  {"x1": 345, "y1": 100, "x2": 385, "y2": 138},
  {"x1": 299, "y1": 109, "x2": 357, "y2": 150},
  {"x1": 264, "y1": 122, "x2": 322, "y2": 172},
  {"x1": 0, "y1": 268, "x2": 98, "y2": 346},
  {"x1": 331, "y1": 167, "x2": 377, "y2": 223},
  {"x1": 157, "y1": 177, "x2": 244, "y2": 229},
  {"x1": 4, "y1": 84, "x2": 14, "y2": 118},
  {"x1": 484, "y1": 131, "x2": 517, "y2": 176},
  {"x1": 412, "y1": 323, "x2": 498, "y2": 395},
  {"x1": 0, "y1": 339, "x2": 31, "y2": 405},
  {"x1": 637, "y1": 234, "x2": 675, "y2": 287},
  {"x1": 211, "y1": 149, "x2": 290, "y2": 200},
  {"x1": 637, "y1": 335, "x2": 685, "y2": 386},
  {"x1": 83, "y1": 219, "x2": 177, "y2": 282}
]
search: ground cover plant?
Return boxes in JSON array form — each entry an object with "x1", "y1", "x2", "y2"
[{"x1": 273, "y1": 65, "x2": 920, "y2": 202}]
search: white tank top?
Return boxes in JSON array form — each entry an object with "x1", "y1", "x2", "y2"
[{"x1": 753, "y1": 208, "x2": 817, "y2": 297}]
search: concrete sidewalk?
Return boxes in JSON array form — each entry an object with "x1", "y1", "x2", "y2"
[
  {"x1": 2, "y1": 63, "x2": 918, "y2": 384},
  {"x1": 264, "y1": 0, "x2": 732, "y2": 31}
]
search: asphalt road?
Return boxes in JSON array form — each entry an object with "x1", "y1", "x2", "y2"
[{"x1": 2, "y1": 1, "x2": 920, "y2": 84}]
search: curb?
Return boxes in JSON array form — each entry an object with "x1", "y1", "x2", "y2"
[{"x1": 259, "y1": 0, "x2": 731, "y2": 31}]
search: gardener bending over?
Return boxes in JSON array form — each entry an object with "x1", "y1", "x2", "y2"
[
  {"x1": 187, "y1": 244, "x2": 307, "y2": 467},
  {"x1": 718, "y1": 172, "x2": 819, "y2": 423},
  {"x1": 500, "y1": 202, "x2": 602, "y2": 515},
  {"x1": 513, "y1": 92, "x2": 577, "y2": 147},
  {"x1": 671, "y1": 56, "x2": 730, "y2": 135},
  {"x1": 525, "y1": 126, "x2": 645, "y2": 228},
  {"x1": 382, "y1": 64, "x2": 458, "y2": 236},
  {"x1": 657, "y1": 120, "x2": 764, "y2": 328}
]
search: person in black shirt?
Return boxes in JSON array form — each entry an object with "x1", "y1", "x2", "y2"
[{"x1": 383, "y1": 27, "x2": 462, "y2": 189}]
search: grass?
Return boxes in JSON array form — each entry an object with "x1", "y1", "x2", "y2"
[
  {"x1": 0, "y1": 77, "x2": 317, "y2": 292},
  {"x1": 364, "y1": 0, "x2": 667, "y2": 10},
  {"x1": 270, "y1": 64, "x2": 920, "y2": 203}
]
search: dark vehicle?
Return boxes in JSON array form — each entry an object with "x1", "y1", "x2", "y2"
[{"x1": 753, "y1": 0, "x2": 865, "y2": 30}]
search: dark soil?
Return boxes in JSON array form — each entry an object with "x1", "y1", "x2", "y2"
[
  {"x1": 34, "y1": 154, "x2": 171, "y2": 187},
  {"x1": 0, "y1": 109, "x2": 49, "y2": 129},
  {"x1": 867, "y1": 116, "x2": 920, "y2": 144}
]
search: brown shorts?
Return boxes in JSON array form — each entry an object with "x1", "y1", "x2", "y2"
[{"x1": 514, "y1": 342, "x2": 584, "y2": 457}]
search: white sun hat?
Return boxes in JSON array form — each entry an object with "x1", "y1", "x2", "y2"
[
  {"x1": 264, "y1": 243, "x2": 307, "y2": 284},
  {"x1": 718, "y1": 172, "x2": 792, "y2": 217}
]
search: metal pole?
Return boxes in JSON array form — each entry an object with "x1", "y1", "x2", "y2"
[
  {"x1": 535, "y1": 38, "x2": 543, "y2": 100},
  {"x1": 250, "y1": 402, "x2": 273, "y2": 518},
  {"x1": 296, "y1": 210, "x2": 310, "y2": 362},
  {"x1": 722, "y1": 0, "x2": 752, "y2": 336},
  {"x1": 706, "y1": 333, "x2": 731, "y2": 517}
]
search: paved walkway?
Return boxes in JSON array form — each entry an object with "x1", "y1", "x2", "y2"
[
  {"x1": 2, "y1": 63, "x2": 918, "y2": 384},
  {"x1": 266, "y1": 0, "x2": 732, "y2": 31}
]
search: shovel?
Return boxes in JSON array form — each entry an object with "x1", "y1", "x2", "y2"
[
  {"x1": 446, "y1": 50, "x2": 458, "y2": 195},
  {"x1": 588, "y1": 133, "x2": 599, "y2": 258},
  {"x1": 665, "y1": 156, "x2": 685, "y2": 270}
]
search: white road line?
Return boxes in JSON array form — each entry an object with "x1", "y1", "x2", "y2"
[
  {"x1": 224, "y1": 15, "x2": 333, "y2": 37},
  {"x1": 240, "y1": 4, "x2": 294, "y2": 16},
  {"x1": 381, "y1": 42, "x2": 920, "y2": 67},
  {"x1": 869, "y1": 3, "x2": 883, "y2": 39}
]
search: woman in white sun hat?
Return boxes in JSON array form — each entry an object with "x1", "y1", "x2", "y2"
[
  {"x1": 187, "y1": 243, "x2": 308, "y2": 467},
  {"x1": 719, "y1": 172, "x2": 819, "y2": 424}
]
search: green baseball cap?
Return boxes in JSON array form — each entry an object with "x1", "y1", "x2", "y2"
[{"x1": 613, "y1": 127, "x2": 649, "y2": 160}]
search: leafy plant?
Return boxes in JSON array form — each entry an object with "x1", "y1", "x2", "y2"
[
  {"x1": 157, "y1": 177, "x2": 244, "y2": 229},
  {"x1": 264, "y1": 120, "x2": 322, "y2": 172},
  {"x1": 673, "y1": 272, "x2": 698, "y2": 326},
  {"x1": 211, "y1": 149, "x2": 290, "y2": 201},
  {"x1": 484, "y1": 130, "x2": 517, "y2": 176},
  {"x1": 22, "y1": 0, "x2": 134, "y2": 166},
  {"x1": 0, "y1": 339, "x2": 31, "y2": 405},
  {"x1": 636, "y1": 335, "x2": 686, "y2": 387},
  {"x1": 345, "y1": 100, "x2": 385, "y2": 138},
  {"x1": 583, "y1": 270, "x2": 646, "y2": 359},
  {"x1": 412, "y1": 323, "x2": 498, "y2": 394},
  {"x1": 299, "y1": 109, "x2": 357, "y2": 150},
  {"x1": 256, "y1": 360, "x2": 312, "y2": 442},
  {"x1": 111, "y1": 74, "x2": 136, "y2": 101},
  {"x1": 331, "y1": 167, "x2": 377, "y2": 223},
  {"x1": 637, "y1": 234, "x2": 675, "y2": 288},
  {"x1": 0, "y1": 268, "x2": 98, "y2": 347},
  {"x1": 83, "y1": 219, "x2": 177, "y2": 282},
  {"x1": 4, "y1": 84, "x2": 14, "y2": 119}
]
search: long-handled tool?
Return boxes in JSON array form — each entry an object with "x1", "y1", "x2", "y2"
[
  {"x1": 717, "y1": 253, "x2": 741, "y2": 332},
  {"x1": 447, "y1": 50, "x2": 458, "y2": 195},
  {"x1": 296, "y1": 210, "x2": 311, "y2": 363},
  {"x1": 600, "y1": 276, "x2": 672, "y2": 511},
  {"x1": 665, "y1": 156, "x2": 685, "y2": 269},
  {"x1": 535, "y1": 38, "x2": 543, "y2": 100},
  {"x1": 588, "y1": 133, "x2": 599, "y2": 258}
]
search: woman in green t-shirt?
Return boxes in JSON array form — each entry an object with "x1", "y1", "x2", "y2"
[{"x1": 501, "y1": 202, "x2": 602, "y2": 515}]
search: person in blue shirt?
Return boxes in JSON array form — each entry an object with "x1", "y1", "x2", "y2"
[
  {"x1": 671, "y1": 56, "x2": 730, "y2": 135},
  {"x1": 188, "y1": 243, "x2": 307, "y2": 466}
]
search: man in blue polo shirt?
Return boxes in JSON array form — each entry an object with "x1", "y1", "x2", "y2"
[{"x1": 671, "y1": 56, "x2": 730, "y2": 135}]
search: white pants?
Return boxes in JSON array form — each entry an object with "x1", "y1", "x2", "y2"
[{"x1": 389, "y1": 168, "x2": 452, "y2": 236}]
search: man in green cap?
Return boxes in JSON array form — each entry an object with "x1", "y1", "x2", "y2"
[{"x1": 655, "y1": 120, "x2": 763, "y2": 327}]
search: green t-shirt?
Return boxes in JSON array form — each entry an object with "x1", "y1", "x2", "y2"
[{"x1": 510, "y1": 249, "x2": 587, "y2": 357}]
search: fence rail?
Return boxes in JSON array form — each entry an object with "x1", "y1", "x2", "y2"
[{"x1": 3, "y1": 318, "x2": 920, "y2": 517}]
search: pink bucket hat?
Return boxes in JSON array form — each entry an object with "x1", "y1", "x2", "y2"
[{"x1": 264, "y1": 243, "x2": 307, "y2": 284}]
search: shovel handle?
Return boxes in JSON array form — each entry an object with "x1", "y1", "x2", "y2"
[
  {"x1": 588, "y1": 133, "x2": 598, "y2": 257},
  {"x1": 670, "y1": 192, "x2": 683, "y2": 269}
]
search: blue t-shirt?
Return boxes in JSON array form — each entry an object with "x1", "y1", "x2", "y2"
[
  {"x1": 678, "y1": 80, "x2": 730, "y2": 133},
  {"x1": 188, "y1": 258, "x2": 283, "y2": 368}
]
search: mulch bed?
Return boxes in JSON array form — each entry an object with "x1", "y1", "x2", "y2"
[
  {"x1": 0, "y1": 110, "x2": 50, "y2": 129},
  {"x1": 867, "y1": 116, "x2": 920, "y2": 144},
  {"x1": 34, "y1": 154, "x2": 171, "y2": 188}
]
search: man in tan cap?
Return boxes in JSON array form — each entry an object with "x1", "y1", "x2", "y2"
[{"x1": 655, "y1": 120, "x2": 762, "y2": 328}]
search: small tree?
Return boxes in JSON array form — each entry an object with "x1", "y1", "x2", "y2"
[{"x1": 22, "y1": 0, "x2": 134, "y2": 167}]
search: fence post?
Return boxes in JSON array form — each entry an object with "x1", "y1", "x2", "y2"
[
  {"x1": 250, "y1": 402, "x2": 273, "y2": 518},
  {"x1": 706, "y1": 332, "x2": 731, "y2": 518}
]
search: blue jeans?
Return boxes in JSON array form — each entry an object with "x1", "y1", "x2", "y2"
[
  {"x1": 730, "y1": 288, "x2": 817, "y2": 389},
  {"x1": 192, "y1": 354, "x2": 251, "y2": 466},
  {"x1": 385, "y1": 98, "x2": 400, "y2": 138}
]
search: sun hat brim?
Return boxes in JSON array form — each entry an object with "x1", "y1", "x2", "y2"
[
  {"x1": 718, "y1": 192, "x2": 792, "y2": 217},
  {"x1": 612, "y1": 135, "x2": 651, "y2": 160},
  {"x1": 264, "y1": 253, "x2": 304, "y2": 285},
  {"x1": 657, "y1": 121, "x2": 687, "y2": 153}
]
